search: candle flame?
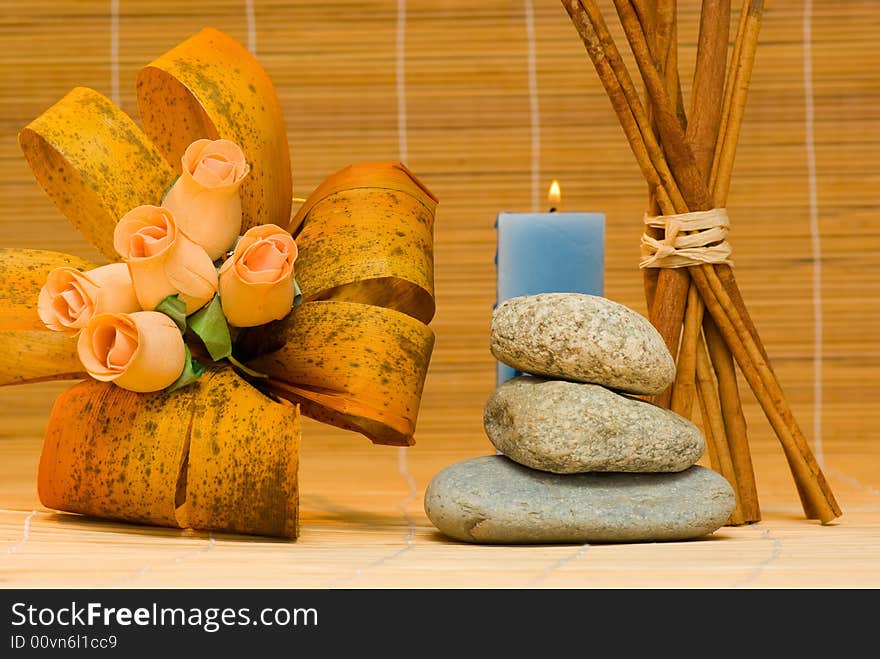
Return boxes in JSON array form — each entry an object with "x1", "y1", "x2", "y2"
[{"x1": 547, "y1": 180, "x2": 561, "y2": 210}]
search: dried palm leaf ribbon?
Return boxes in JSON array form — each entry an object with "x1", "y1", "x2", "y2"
[
  {"x1": 8, "y1": 28, "x2": 437, "y2": 538},
  {"x1": 639, "y1": 208, "x2": 733, "y2": 269},
  {"x1": 0, "y1": 249, "x2": 95, "y2": 384},
  {"x1": 39, "y1": 365, "x2": 300, "y2": 538},
  {"x1": 237, "y1": 162, "x2": 437, "y2": 447}
]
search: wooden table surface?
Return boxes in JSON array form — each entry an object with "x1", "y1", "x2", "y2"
[{"x1": 3, "y1": 388, "x2": 878, "y2": 589}]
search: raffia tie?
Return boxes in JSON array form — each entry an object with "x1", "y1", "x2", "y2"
[{"x1": 639, "y1": 208, "x2": 733, "y2": 269}]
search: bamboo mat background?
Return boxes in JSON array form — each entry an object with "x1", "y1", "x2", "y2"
[{"x1": 0, "y1": 0, "x2": 878, "y2": 588}]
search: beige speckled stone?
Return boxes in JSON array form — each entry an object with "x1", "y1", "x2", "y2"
[
  {"x1": 490, "y1": 293, "x2": 675, "y2": 395},
  {"x1": 484, "y1": 376, "x2": 705, "y2": 473}
]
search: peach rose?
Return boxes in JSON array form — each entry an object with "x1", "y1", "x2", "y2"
[
  {"x1": 113, "y1": 205, "x2": 218, "y2": 314},
  {"x1": 37, "y1": 263, "x2": 140, "y2": 334},
  {"x1": 77, "y1": 311, "x2": 186, "y2": 392},
  {"x1": 218, "y1": 224, "x2": 298, "y2": 327},
  {"x1": 162, "y1": 138, "x2": 250, "y2": 260}
]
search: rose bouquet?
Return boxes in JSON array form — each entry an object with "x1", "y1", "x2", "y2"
[
  {"x1": 39, "y1": 136, "x2": 301, "y2": 395},
  {"x1": 1, "y1": 28, "x2": 438, "y2": 539}
]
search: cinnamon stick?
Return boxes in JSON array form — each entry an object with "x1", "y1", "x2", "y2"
[
  {"x1": 687, "y1": 0, "x2": 731, "y2": 179},
  {"x1": 629, "y1": 0, "x2": 683, "y2": 125},
  {"x1": 569, "y1": 0, "x2": 687, "y2": 214},
  {"x1": 695, "y1": 331, "x2": 745, "y2": 524},
  {"x1": 710, "y1": 0, "x2": 747, "y2": 195},
  {"x1": 654, "y1": 0, "x2": 687, "y2": 129},
  {"x1": 607, "y1": 0, "x2": 790, "y2": 485},
  {"x1": 640, "y1": 0, "x2": 749, "y2": 520},
  {"x1": 704, "y1": 0, "x2": 773, "y2": 372},
  {"x1": 711, "y1": 0, "x2": 765, "y2": 200},
  {"x1": 609, "y1": 2, "x2": 766, "y2": 390},
  {"x1": 608, "y1": 0, "x2": 710, "y2": 371},
  {"x1": 633, "y1": 10, "x2": 835, "y2": 520},
  {"x1": 691, "y1": 264, "x2": 840, "y2": 521},
  {"x1": 664, "y1": 4, "x2": 758, "y2": 525},
  {"x1": 669, "y1": 284, "x2": 701, "y2": 417},
  {"x1": 700, "y1": 0, "x2": 763, "y2": 522},
  {"x1": 611, "y1": 0, "x2": 712, "y2": 210},
  {"x1": 563, "y1": 0, "x2": 840, "y2": 522},
  {"x1": 663, "y1": 0, "x2": 730, "y2": 413},
  {"x1": 637, "y1": 0, "x2": 681, "y2": 310},
  {"x1": 703, "y1": 313, "x2": 760, "y2": 520},
  {"x1": 576, "y1": 1, "x2": 685, "y2": 367},
  {"x1": 563, "y1": 4, "x2": 705, "y2": 216}
]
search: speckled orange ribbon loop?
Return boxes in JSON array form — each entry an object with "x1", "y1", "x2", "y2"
[
  {"x1": 288, "y1": 162, "x2": 437, "y2": 325},
  {"x1": 0, "y1": 249, "x2": 96, "y2": 385},
  {"x1": 136, "y1": 27, "x2": 293, "y2": 232},
  {"x1": 237, "y1": 161, "x2": 438, "y2": 446},
  {"x1": 19, "y1": 87, "x2": 177, "y2": 261},
  {"x1": 238, "y1": 300, "x2": 435, "y2": 447},
  {"x1": 288, "y1": 161, "x2": 438, "y2": 236},
  {"x1": 39, "y1": 365, "x2": 300, "y2": 538}
]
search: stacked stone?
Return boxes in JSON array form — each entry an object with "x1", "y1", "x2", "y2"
[{"x1": 424, "y1": 293, "x2": 736, "y2": 544}]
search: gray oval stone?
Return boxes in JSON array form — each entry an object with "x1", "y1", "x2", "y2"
[
  {"x1": 490, "y1": 293, "x2": 675, "y2": 395},
  {"x1": 484, "y1": 376, "x2": 705, "y2": 473},
  {"x1": 424, "y1": 456, "x2": 734, "y2": 544}
]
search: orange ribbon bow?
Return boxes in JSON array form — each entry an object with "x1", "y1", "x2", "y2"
[{"x1": 1, "y1": 28, "x2": 437, "y2": 539}]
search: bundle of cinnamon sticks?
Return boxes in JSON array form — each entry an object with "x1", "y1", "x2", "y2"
[{"x1": 562, "y1": 0, "x2": 841, "y2": 524}]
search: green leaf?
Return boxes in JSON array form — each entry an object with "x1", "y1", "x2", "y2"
[
  {"x1": 165, "y1": 345, "x2": 205, "y2": 393},
  {"x1": 293, "y1": 278, "x2": 303, "y2": 308},
  {"x1": 227, "y1": 354, "x2": 268, "y2": 379},
  {"x1": 188, "y1": 293, "x2": 232, "y2": 361},
  {"x1": 155, "y1": 295, "x2": 187, "y2": 333},
  {"x1": 160, "y1": 174, "x2": 180, "y2": 204},
  {"x1": 214, "y1": 235, "x2": 242, "y2": 267}
]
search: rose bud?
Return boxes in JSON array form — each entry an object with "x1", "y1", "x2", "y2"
[
  {"x1": 37, "y1": 263, "x2": 140, "y2": 334},
  {"x1": 218, "y1": 224, "x2": 297, "y2": 328},
  {"x1": 114, "y1": 205, "x2": 218, "y2": 314},
  {"x1": 162, "y1": 138, "x2": 251, "y2": 260},
  {"x1": 77, "y1": 311, "x2": 186, "y2": 393}
]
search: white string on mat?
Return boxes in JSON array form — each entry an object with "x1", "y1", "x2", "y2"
[
  {"x1": 526, "y1": 543, "x2": 591, "y2": 587},
  {"x1": 4, "y1": 510, "x2": 37, "y2": 555},
  {"x1": 524, "y1": 0, "x2": 541, "y2": 212},
  {"x1": 393, "y1": 0, "x2": 417, "y2": 562},
  {"x1": 730, "y1": 525, "x2": 782, "y2": 588},
  {"x1": 106, "y1": 533, "x2": 216, "y2": 587},
  {"x1": 802, "y1": 0, "x2": 824, "y2": 466},
  {"x1": 396, "y1": 0, "x2": 409, "y2": 164},
  {"x1": 110, "y1": 0, "x2": 120, "y2": 105},
  {"x1": 245, "y1": 0, "x2": 257, "y2": 55}
]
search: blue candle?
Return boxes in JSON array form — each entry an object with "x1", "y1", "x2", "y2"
[{"x1": 494, "y1": 183, "x2": 605, "y2": 384}]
